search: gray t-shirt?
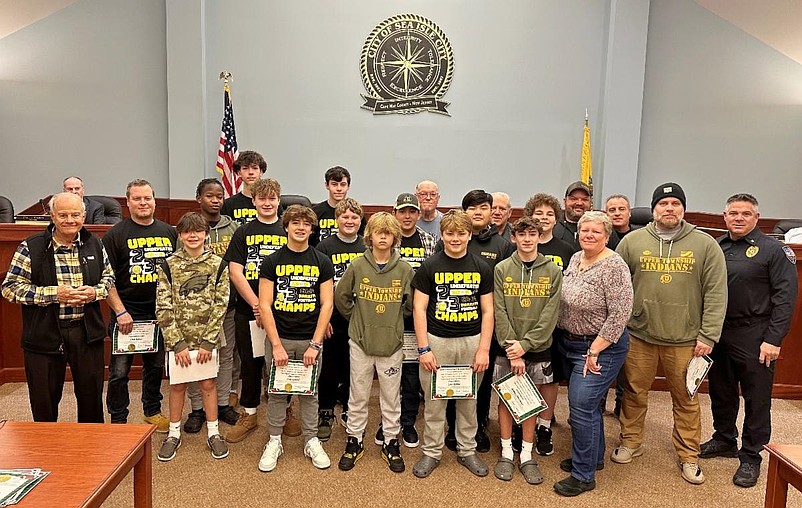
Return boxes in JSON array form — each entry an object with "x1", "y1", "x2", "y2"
[{"x1": 417, "y1": 210, "x2": 443, "y2": 242}]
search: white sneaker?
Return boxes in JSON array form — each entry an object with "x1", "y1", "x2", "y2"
[
  {"x1": 304, "y1": 437, "x2": 331, "y2": 469},
  {"x1": 258, "y1": 439, "x2": 283, "y2": 472}
]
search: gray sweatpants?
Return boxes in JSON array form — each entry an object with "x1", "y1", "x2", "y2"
[{"x1": 346, "y1": 342, "x2": 403, "y2": 442}]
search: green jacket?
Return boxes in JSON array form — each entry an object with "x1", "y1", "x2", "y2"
[
  {"x1": 494, "y1": 252, "x2": 562, "y2": 354},
  {"x1": 334, "y1": 249, "x2": 414, "y2": 356},
  {"x1": 616, "y1": 220, "x2": 727, "y2": 347}
]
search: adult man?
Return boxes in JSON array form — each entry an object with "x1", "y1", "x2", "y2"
[
  {"x1": 63, "y1": 176, "x2": 106, "y2": 224},
  {"x1": 415, "y1": 180, "x2": 444, "y2": 242},
  {"x1": 554, "y1": 181, "x2": 618, "y2": 251},
  {"x1": 220, "y1": 150, "x2": 267, "y2": 226},
  {"x1": 613, "y1": 182, "x2": 727, "y2": 485},
  {"x1": 104, "y1": 180, "x2": 177, "y2": 431},
  {"x1": 605, "y1": 194, "x2": 636, "y2": 239},
  {"x1": 491, "y1": 192, "x2": 513, "y2": 241},
  {"x1": 700, "y1": 193, "x2": 798, "y2": 487},
  {"x1": 2, "y1": 192, "x2": 114, "y2": 422}
]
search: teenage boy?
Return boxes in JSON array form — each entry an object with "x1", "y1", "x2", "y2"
[
  {"x1": 156, "y1": 212, "x2": 230, "y2": 461},
  {"x1": 221, "y1": 151, "x2": 267, "y2": 226},
  {"x1": 311, "y1": 166, "x2": 363, "y2": 246},
  {"x1": 104, "y1": 180, "x2": 176, "y2": 431},
  {"x1": 257, "y1": 205, "x2": 335, "y2": 472},
  {"x1": 224, "y1": 179, "x2": 287, "y2": 443},
  {"x1": 492, "y1": 216, "x2": 562, "y2": 483},
  {"x1": 335, "y1": 212, "x2": 414, "y2": 473},
  {"x1": 411, "y1": 210, "x2": 494, "y2": 479},
  {"x1": 315, "y1": 198, "x2": 365, "y2": 440},
  {"x1": 183, "y1": 179, "x2": 241, "y2": 433}
]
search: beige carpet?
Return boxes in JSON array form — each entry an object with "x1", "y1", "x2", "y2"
[{"x1": 1, "y1": 380, "x2": 801, "y2": 508}]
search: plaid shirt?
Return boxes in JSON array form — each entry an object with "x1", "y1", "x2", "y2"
[
  {"x1": 416, "y1": 226, "x2": 437, "y2": 257},
  {"x1": 1, "y1": 236, "x2": 114, "y2": 320}
]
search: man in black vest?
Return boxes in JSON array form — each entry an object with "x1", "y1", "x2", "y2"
[{"x1": 2, "y1": 192, "x2": 114, "y2": 422}]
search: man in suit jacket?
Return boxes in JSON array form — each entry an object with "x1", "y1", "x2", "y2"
[{"x1": 63, "y1": 176, "x2": 105, "y2": 224}]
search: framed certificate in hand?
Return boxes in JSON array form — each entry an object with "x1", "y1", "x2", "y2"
[
  {"x1": 431, "y1": 365, "x2": 476, "y2": 400},
  {"x1": 268, "y1": 360, "x2": 318, "y2": 395},
  {"x1": 492, "y1": 372, "x2": 548, "y2": 424},
  {"x1": 112, "y1": 321, "x2": 159, "y2": 354}
]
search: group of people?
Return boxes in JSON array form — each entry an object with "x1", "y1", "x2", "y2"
[{"x1": 2, "y1": 152, "x2": 797, "y2": 496}]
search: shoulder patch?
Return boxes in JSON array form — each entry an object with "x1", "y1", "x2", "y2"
[{"x1": 782, "y1": 245, "x2": 796, "y2": 264}]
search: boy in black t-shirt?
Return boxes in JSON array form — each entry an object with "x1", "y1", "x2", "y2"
[
  {"x1": 257, "y1": 205, "x2": 334, "y2": 472},
  {"x1": 220, "y1": 150, "x2": 267, "y2": 227},
  {"x1": 315, "y1": 198, "x2": 365, "y2": 441},
  {"x1": 223, "y1": 178, "x2": 287, "y2": 443},
  {"x1": 310, "y1": 166, "x2": 364, "y2": 246},
  {"x1": 411, "y1": 210, "x2": 494, "y2": 479}
]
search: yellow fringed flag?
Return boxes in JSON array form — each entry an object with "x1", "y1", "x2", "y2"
[{"x1": 580, "y1": 112, "x2": 592, "y2": 191}]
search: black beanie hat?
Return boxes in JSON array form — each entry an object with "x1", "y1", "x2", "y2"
[{"x1": 651, "y1": 182, "x2": 686, "y2": 211}]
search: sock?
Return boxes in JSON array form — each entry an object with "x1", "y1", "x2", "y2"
[
  {"x1": 207, "y1": 419, "x2": 219, "y2": 438},
  {"x1": 537, "y1": 417, "x2": 551, "y2": 429},
  {"x1": 168, "y1": 421, "x2": 180, "y2": 439},
  {"x1": 501, "y1": 438, "x2": 513, "y2": 460},
  {"x1": 244, "y1": 407, "x2": 257, "y2": 416},
  {"x1": 270, "y1": 434, "x2": 282, "y2": 444},
  {"x1": 521, "y1": 440, "x2": 533, "y2": 463}
]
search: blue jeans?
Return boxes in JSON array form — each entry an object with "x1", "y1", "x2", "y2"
[
  {"x1": 106, "y1": 321, "x2": 165, "y2": 422},
  {"x1": 559, "y1": 329, "x2": 629, "y2": 483}
]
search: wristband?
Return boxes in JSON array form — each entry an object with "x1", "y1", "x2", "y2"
[
  {"x1": 418, "y1": 346, "x2": 432, "y2": 355},
  {"x1": 308, "y1": 341, "x2": 323, "y2": 351},
  {"x1": 116, "y1": 310, "x2": 128, "y2": 318}
]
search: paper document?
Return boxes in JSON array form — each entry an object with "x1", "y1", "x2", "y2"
[
  {"x1": 167, "y1": 349, "x2": 219, "y2": 385},
  {"x1": 250, "y1": 320, "x2": 267, "y2": 358},
  {"x1": 431, "y1": 365, "x2": 476, "y2": 400},
  {"x1": 268, "y1": 360, "x2": 318, "y2": 395},
  {"x1": 492, "y1": 372, "x2": 549, "y2": 424},
  {"x1": 686, "y1": 355, "x2": 713, "y2": 399},
  {"x1": 112, "y1": 321, "x2": 159, "y2": 354}
]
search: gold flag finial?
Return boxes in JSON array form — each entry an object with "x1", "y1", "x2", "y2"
[{"x1": 219, "y1": 71, "x2": 233, "y2": 84}]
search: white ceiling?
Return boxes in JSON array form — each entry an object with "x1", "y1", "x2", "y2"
[{"x1": 1, "y1": 0, "x2": 800, "y2": 65}]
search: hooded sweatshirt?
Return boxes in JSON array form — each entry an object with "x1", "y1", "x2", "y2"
[
  {"x1": 494, "y1": 252, "x2": 563, "y2": 361},
  {"x1": 436, "y1": 225, "x2": 515, "y2": 270},
  {"x1": 616, "y1": 220, "x2": 727, "y2": 347},
  {"x1": 334, "y1": 248, "x2": 414, "y2": 357}
]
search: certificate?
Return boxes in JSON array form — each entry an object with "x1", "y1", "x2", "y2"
[
  {"x1": 492, "y1": 371, "x2": 548, "y2": 424},
  {"x1": 268, "y1": 360, "x2": 318, "y2": 395},
  {"x1": 249, "y1": 320, "x2": 267, "y2": 358},
  {"x1": 112, "y1": 321, "x2": 159, "y2": 354},
  {"x1": 167, "y1": 349, "x2": 219, "y2": 385},
  {"x1": 402, "y1": 332, "x2": 418, "y2": 363},
  {"x1": 686, "y1": 355, "x2": 714, "y2": 399},
  {"x1": 431, "y1": 365, "x2": 476, "y2": 400}
]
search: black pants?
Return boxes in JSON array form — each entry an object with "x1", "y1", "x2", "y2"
[
  {"x1": 318, "y1": 314, "x2": 350, "y2": 412},
  {"x1": 708, "y1": 321, "x2": 774, "y2": 465},
  {"x1": 24, "y1": 322, "x2": 104, "y2": 423},
  {"x1": 401, "y1": 362, "x2": 421, "y2": 427},
  {"x1": 234, "y1": 311, "x2": 265, "y2": 409}
]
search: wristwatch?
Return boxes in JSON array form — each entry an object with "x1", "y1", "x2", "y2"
[{"x1": 586, "y1": 348, "x2": 599, "y2": 358}]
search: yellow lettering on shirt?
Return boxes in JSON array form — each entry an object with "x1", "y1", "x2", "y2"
[
  {"x1": 433, "y1": 272, "x2": 481, "y2": 285},
  {"x1": 638, "y1": 255, "x2": 696, "y2": 274},
  {"x1": 358, "y1": 283, "x2": 403, "y2": 303}
]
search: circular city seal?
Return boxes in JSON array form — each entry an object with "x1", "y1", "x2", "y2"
[{"x1": 360, "y1": 14, "x2": 454, "y2": 115}]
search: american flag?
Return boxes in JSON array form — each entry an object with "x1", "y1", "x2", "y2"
[{"x1": 216, "y1": 84, "x2": 240, "y2": 198}]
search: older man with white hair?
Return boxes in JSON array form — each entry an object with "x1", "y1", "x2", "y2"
[
  {"x1": 491, "y1": 192, "x2": 513, "y2": 241},
  {"x1": 415, "y1": 180, "x2": 444, "y2": 242}
]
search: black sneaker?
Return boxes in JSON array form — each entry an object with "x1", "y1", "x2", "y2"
[
  {"x1": 554, "y1": 475, "x2": 596, "y2": 497},
  {"x1": 536, "y1": 425, "x2": 554, "y2": 456},
  {"x1": 402, "y1": 426, "x2": 419, "y2": 448},
  {"x1": 381, "y1": 439, "x2": 405, "y2": 473},
  {"x1": 183, "y1": 409, "x2": 205, "y2": 434},
  {"x1": 338, "y1": 436, "x2": 364, "y2": 471},
  {"x1": 700, "y1": 438, "x2": 738, "y2": 459},
  {"x1": 218, "y1": 405, "x2": 239, "y2": 426},
  {"x1": 374, "y1": 424, "x2": 385, "y2": 446},
  {"x1": 317, "y1": 410, "x2": 334, "y2": 442},
  {"x1": 511, "y1": 424, "x2": 523, "y2": 453},
  {"x1": 445, "y1": 428, "x2": 458, "y2": 451},
  {"x1": 475, "y1": 426, "x2": 491, "y2": 453},
  {"x1": 733, "y1": 461, "x2": 760, "y2": 488}
]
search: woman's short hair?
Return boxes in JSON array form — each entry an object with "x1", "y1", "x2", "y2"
[
  {"x1": 577, "y1": 210, "x2": 612, "y2": 238},
  {"x1": 363, "y1": 212, "x2": 401, "y2": 248}
]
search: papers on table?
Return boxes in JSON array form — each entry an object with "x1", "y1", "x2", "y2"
[
  {"x1": 249, "y1": 320, "x2": 267, "y2": 358},
  {"x1": 686, "y1": 355, "x2": 713, "y2": 399},
  {"x1": 167, "y1": 349, "x2": 219, "y2": 385},
  {"x1": 492, "y1": 372, "x2": 549, "y2": 424},
  {"x1": 112, "y1": 321, "x2": 159, "y2": 354},
  {"x1": 431, "y1": 365, "x2": 476, "y2": 400},
  {"x1": 0, "y1": 469, "x2": 49, "y2": 507},
  {"x1": 402, "y1": 332, "x2": 418, "y2": 363},
  {"x1": 268, "y1": 360, "x2": 318, "y2": 395}
]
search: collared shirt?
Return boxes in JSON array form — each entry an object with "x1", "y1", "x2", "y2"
[{"x1": 2, "y1": 236, "x2": 114, "y2": 320}]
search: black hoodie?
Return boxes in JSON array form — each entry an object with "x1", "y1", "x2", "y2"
[{"x1": 436, "y1": 225, "x2": 515, "y2": 270}]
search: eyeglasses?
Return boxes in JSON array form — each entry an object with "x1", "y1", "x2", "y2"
[{"x1": 416, "y1": 192, "x2": 439, "y2": 198}]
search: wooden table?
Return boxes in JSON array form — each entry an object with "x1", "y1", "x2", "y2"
[
  {"x1": 0, "y1": 422, "x2": 155, "y2": 507},
  {"x1": 765, "y1": 444, "x2": 802, "y2": 507}
]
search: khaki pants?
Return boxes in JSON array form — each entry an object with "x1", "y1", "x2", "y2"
[
  {"x1": 346, "y1": 342, "x2": 403, "y2": 442},
  {"x1": 619, "y1": 335, "x2": 701, "y2": 463}
]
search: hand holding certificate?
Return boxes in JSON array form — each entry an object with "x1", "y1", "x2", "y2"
[
  {"x1": 431, "y1": 365, "x2": 476, "y2": 399},
  {"x1": 492, "y1": 372, "x2": 548, "y2": 424},
  {"x1": 686, "y1": 355, "x2": 713, "y2": 399},
  {"x1": 268, "y1": 360, "x2": 318, "y2": 395},
  {"x1": 112, "y1": 321, "x2": 159, "y2": 354},
  {"x1": 167, "y1": 349, "x2": 219, "y2": 385}
]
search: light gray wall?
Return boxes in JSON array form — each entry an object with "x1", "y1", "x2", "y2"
[
  {"x1": 637, "y1": 0, "x2": 802, "y2": 217},
  {"x1": 0, "y1": 0, "x2": 167, "y2": 211}
]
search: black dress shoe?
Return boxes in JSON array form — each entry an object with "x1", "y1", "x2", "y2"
[
  {"x1": 700, "y1": 438, "x2": 738, "y2": 459},
  {"x1": 554, "y1": 475, "x2": 596, "y2": 497},
  {"x1": 733, "y1": 462, "x2": 760, "y2": 488},
  {"x1": 475, "y1": 427, "x2": 491, "y2": 453},
  {"x1": 183, "y1": 409, "x2": 205, "y2": 434}
]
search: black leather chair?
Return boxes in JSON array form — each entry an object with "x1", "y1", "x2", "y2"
[
  {"x1": 0, "y1": 195, "x2": 14, "y2": 223},
  {"x1": 629, "y1": 206, "x2": 652, "y2": 228},
  {"x1": 87, "y1": 195, "x2": 123, "y2": 224},
  {"x1": 280, "y1": 194, "x2": 313, "y2": 209},
  {"x1": 773, "y1": 219, "x2": 802, "y2": 235}
]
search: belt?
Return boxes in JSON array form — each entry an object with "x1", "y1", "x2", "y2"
[
  {"x1": 58, "y1": 319, "x2": 84, "y2": 328},
  {"x1": 560, "y1": 329, "x2": 597, "y2": 341}
]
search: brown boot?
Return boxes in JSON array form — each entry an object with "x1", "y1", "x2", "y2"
[
  {"x1": 225, "y1": 412, "x2": 258, "y2": 443},
  {"x1": 283, "y1": 398, "x2": 302, "y2": 437}
]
